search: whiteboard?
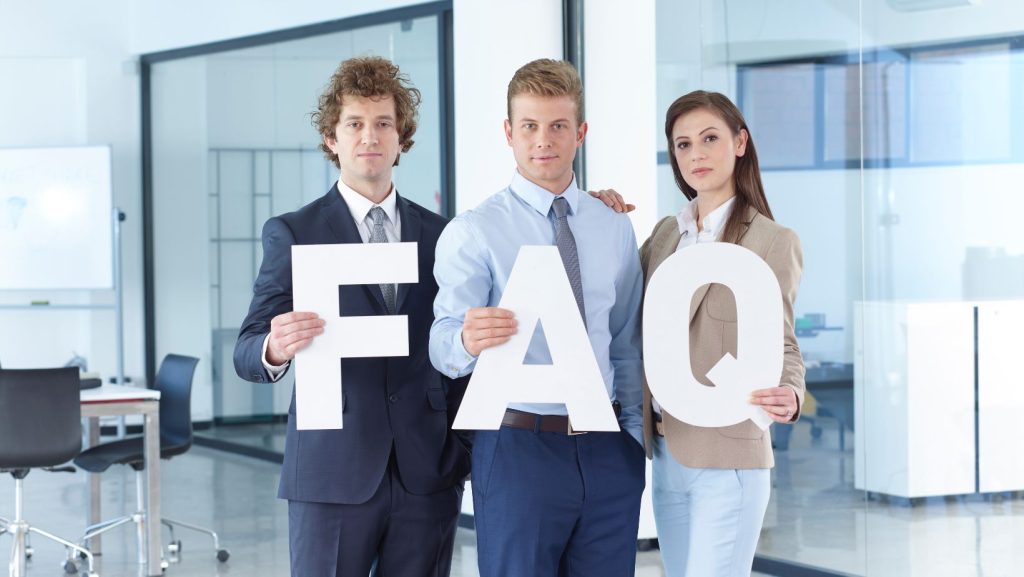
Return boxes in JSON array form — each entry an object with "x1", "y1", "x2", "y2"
[{"x1": 0, "y1": 146, "x2": 113, "y2": 290}]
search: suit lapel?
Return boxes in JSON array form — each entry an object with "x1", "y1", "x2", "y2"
[
  {"x1": 645, "y1": 222, "x2": 709, "y2": 325},
  {"x1": 320, "y1": 184, "x2": 362, "y2": 244},
  {"x1": 688, "y1": 284, "x2": 712, "y2": 324},
  {"x1": 395, "y1": 193, "x2": 420, "y2": 313},
  {"x1": 686, "y1": 205, "x2": 759, "y2": 324},
  {"x1": 319, "y1": 185, "x2": 388, "y2": 314},
  {"x1": 733, "y1": 205, "x2": 757, "y2": 247}
]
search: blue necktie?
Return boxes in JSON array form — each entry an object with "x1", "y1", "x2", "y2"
[
  {"x1": 367, "y1": 206, "x2": 397, "y2": 314},
  {"x1": 551, "y1": 197, "x2": 586, "y2": 328}
]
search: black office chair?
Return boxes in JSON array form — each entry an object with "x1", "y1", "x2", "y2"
[
  {"x1": 0, "y1": 367, "x2": 97, "y2": 577},
  {"x1": 74, "y1": 354, "x2": 229, "y2": 565}
]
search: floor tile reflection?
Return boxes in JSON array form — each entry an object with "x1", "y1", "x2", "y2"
[{"x1": 6, "y1": 420, "x2": 1021, "y2": 576}]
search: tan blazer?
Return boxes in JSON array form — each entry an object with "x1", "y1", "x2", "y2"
[{"x1": 640, "y1": 205, "x2": 805, "y2": 469}]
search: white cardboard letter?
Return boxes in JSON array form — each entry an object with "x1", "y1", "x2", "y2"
[
  {"x1": 292, "y1": 242, "x2": 418, "y2": 430},
  {"x1": 644, "y1": 243, "x2": 781, "y2": 429},
  {"x1": 453, "y1": 246, "x2": 619, "y2": 431}
]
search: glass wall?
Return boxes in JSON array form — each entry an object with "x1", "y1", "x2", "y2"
[
  {"x1": 655, "y1": 0, "x2": 1024, "y2": 575},
  {"x1": 148, "y1": 13, "x2": 446, "y2": 454}
]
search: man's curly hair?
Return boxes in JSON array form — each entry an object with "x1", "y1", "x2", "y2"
[{"x1": 312, "y1": 56, "x2": 422, "y2": 167}]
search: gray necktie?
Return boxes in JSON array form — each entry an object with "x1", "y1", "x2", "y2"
[
  {"x1": 551, "y1": 197, "x2": 586, "y2": 327},
  {"x1": 367, "y1": 206, "x2": 397, "y2": 314}
]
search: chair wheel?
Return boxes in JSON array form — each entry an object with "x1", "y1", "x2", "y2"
[
  {"x1": 217, "y1": 549, "x2": 230, "y2": 562},
  {"x1": 167, "y1": 540, "x2": 181, "y2": 553},
  {"x1": 77, "y1": 549, "x2": 88, "y2": 560},
  {"x1": 25, "y1": 545, "x2": 34, "y2": 558},
  {"x1": 62, "y1": 559, "x2": 78, "y2": 574}
]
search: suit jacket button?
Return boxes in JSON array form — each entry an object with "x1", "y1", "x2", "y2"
[{"x1": 389, "y1": 394, "x2": 398, "y2": 403}]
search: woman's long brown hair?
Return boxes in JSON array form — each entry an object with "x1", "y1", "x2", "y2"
[{"x1": 664, "y1": 90, "x2": 774, "y2": 244}]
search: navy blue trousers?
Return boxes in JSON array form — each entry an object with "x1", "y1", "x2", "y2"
[
  {"x1": 471, "y1": 426, "x2": 646, "y2": 577},
  {"x1": 288, "y1": 457, "x2": 461, "y2": 577}
]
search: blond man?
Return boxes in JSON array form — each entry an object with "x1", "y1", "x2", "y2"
[{"x1": 429, "y1": 59, "x2": 645, "y2": 577}]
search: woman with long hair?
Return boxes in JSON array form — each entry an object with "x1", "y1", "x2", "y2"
[
  {"x1": 651, "y1": 89, "x2": 802, "y2": 573},
  {"x1": 602, "y1": 90, "x2": 805, "y2": 576}
]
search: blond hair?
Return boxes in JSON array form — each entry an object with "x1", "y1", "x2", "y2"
[{"x1": 506, "y1": 59, "x2": 584, "y2": 125}]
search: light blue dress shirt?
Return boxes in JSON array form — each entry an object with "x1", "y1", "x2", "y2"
[{"x1": 429, "y1": 171, "x2": 645, "y2": 444}]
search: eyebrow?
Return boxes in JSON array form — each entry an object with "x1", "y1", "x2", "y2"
[
  {"x1": 674, "y1": 126, "x2": 719, "y2": 141},
  {"x1": 342, "y1": 113, "x2": 395, "y2": 120},
  {"x1": 518, "y1": 117, "x2": 570, "y2": 124}
]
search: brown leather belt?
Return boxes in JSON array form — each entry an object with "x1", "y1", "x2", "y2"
[{"x1": 502, "y1": 402, "x2": 621, "y2": 435}]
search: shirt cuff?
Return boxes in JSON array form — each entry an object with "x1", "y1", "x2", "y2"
[
  {"x1": 444, "y1": 329, "x2": 477, "y2": 379},
  {"x1": 261, "y1": 334, "x2": 289, "y2": 382}
]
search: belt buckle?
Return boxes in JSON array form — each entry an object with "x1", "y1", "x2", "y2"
[{"x1": 567, "y1": 418, "x2": 588, "y2": 436}]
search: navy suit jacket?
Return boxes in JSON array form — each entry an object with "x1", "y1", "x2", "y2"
[{"x1": 233, "y1": 185, "x2": 470, "y2": 504}]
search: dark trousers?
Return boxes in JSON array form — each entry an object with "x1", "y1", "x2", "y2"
[
  {"x1": 287, "y1": 456, "x2": 461, "y2": 577},
  {"x1": 471, "y1": 426, "x2": 646, "y2": 577}
]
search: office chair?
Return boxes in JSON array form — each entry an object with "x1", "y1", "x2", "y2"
[
  {"x1": 0, "y1": 367, "x2": 97, "y2": 577},
  {"x1": 74, "y1": 354, "x2": 229, "y2": 565}
]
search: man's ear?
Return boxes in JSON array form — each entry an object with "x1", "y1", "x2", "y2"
[
  {"x1": 504, "y1": 119, "x2": 513, "y2": 146},
  {"x1": 576, "y1": 121, "x2": 588, "y2": 147}
]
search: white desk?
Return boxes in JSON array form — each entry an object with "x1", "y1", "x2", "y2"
[
  {"x1": 80, "y1": 384, "x2": 162, "y2": 577},
  {"x1": 854, "y1": 300, "x2": 1024, "y2": 499},
  {"x1": 854, "y1": 302, "x2": 976, "y2": 498}
]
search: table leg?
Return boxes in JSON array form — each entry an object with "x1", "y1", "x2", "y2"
[
  {"x1": 86, "y1": 416, "x2": 101, "y2": 554},
  {"x1": 144, "y1": 408, "x2": 162, "y2": 576}
]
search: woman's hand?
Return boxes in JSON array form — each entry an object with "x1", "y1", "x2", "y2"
[
  {"x1": 588, "y1": 189, "x2": 636, "y2": 213},
  {"x1": 750, "y1": 386, "x2": 798, "y2": 423}
]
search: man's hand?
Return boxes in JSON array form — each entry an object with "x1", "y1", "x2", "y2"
[
  {"x1": 589, "y1": 189, "x2": 636, "y2": 213},
  {"x1": 461, "y1": 307, "x2": 517, "y2": 357},
  {"x1": 266, "y1": 311, "x2": 325, "y2": 366}
]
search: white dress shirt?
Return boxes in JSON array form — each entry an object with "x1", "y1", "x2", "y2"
[
  {"x1": 653, "y1": 195, "x2": 736, "y2": 415},
  {"x1": 261, "y1": 180, "x2": 402, "y2": 380}
]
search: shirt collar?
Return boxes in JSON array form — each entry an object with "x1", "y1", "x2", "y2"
[
  {"x1": 509, "y1": 169, "x2": 580, "y2": 217},
  {"x1": 336, "y1": 179, "x2": 398, "y2": 225},
  {"x1": 677, "y1": 195, "x2": 736, "y2": 238}
]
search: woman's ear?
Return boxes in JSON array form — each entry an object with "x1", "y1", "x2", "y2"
[{"x1": 736, "y1": 128, "x2": 749, "y2": 157}]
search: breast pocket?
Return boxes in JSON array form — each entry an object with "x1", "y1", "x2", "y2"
[
  {"x1": 426, "y1": 388, "x2": 447, "y2": 412},
  {"x1": 704, "y1": 283, "x2": 737, "y2": 322}
]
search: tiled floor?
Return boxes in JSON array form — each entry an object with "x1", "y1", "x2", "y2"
[
  {"x1": 6, "y1": 418, "x2": 1023, "y2": 576},
  {"x1": 199, "y1": 418, "x2": 1024, "y2": 577},
  {"x1": 0, "y1": 444, "x2": 773, "y2": 577},
  {"x1": 761, "y1": 420, "x2": 1024, "y2": 577}
]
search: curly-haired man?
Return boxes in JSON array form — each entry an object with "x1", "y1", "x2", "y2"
[{"x1": 234, "y1": 56, "x2": 469, "y2": 577}]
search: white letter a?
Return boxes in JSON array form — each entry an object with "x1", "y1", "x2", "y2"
[{"x1": 453, "y1": 246, "x2": 619, "y2": 431}]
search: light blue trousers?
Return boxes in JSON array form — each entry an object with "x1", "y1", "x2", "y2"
[{"x1": 651, "y1": 436, "x2": 771, "y2": 577}]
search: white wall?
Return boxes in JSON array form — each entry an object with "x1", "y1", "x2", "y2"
[
  {"x1": 584, "y1": 0, "x2": 660, "y2": 241},
  {"x1": 0, "y1": 0, "x2": 144, "y2": 385},
  {"x1": 452, "y1": 0, "x2": 563, "y2": 213}
]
